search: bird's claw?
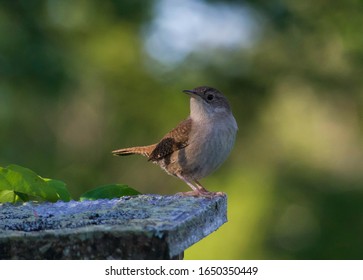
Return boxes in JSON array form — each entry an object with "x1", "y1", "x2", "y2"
[{"x1": 176, "y1": 190, "x2": 225, "y2": 198}]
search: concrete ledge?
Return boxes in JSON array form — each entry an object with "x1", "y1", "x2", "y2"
[{"x1": 0, "y1": 194, "x2": 227, "y2": 259}]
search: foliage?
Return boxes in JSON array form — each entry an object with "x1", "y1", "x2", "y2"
[
  {"x1": 80, "y1": 184, "x2": 140, "y2": 201},
  {"x1": 0, "y1": 165, "x2": 139, "y2": 203},
  {"x1": 0, "y1": 165, "x2": 70, "y2": 203}
]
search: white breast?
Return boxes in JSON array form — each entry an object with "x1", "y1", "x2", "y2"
[{"x1": 186, "y1": 113, "x2": 238, "y2": 179}]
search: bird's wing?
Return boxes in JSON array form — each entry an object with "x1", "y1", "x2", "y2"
[{"x1": 148, "y1": 118, "x2": 192, "y2": 161}]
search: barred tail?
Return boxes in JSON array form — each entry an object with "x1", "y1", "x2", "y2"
[{"x1": 112, "y1": 144, "x2": 157, "y2": 158}]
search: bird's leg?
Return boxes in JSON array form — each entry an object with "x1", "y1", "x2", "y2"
[
  {"x1": 176, "y1": 174, "x2": 224, "y2": 197},
  {"x1": 176, "y1": 174, "x2": 200, "y2": 196},
  {"x1": 194, "y1": 180, "x2": 209, "y2": 192}
]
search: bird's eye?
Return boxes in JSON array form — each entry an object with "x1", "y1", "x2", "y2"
[{"x1": 207, "y1": 94, "x2": 214, "y2": 101}]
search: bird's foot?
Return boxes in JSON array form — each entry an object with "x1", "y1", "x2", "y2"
[
  {"x1": 176, "y1": 190, "x2": 225, "y2": 198},
  {"x1": 175, "y1": 176, "x2": 225, "y2": 197}
]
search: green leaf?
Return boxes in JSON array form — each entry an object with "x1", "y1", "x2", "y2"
[
  {"x1": 0, "y1": 190, "x2": 16, "y2": 203},
  {"x1": 42, "y1": 178, "x2": 71, "y2": 202},
  {"x1": 79, "y1": 184, "x2": 140, "y2": 201},
  {"x1": 14, "y1": 191, "x2": 30, "y2": 202},
  {"x1": 0, "y1": 165, "x2": 71, "y2": 203}
]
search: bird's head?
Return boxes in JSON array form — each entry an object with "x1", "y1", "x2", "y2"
[{"x1": 183, "y1": 86, "x2": 232, "y2": 121}]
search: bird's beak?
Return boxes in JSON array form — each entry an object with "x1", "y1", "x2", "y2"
[{"x1": 183, "y1": 89, "x2": 200, "y2": 98}]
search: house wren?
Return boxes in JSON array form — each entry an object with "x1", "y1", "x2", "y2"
[{"x1": 112, "y1": 86, "x2": 238, "y2": 196}]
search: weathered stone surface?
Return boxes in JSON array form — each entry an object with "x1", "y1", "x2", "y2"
[{"x1": 0, "y1": 194, "x2": 227, "y2": 259}]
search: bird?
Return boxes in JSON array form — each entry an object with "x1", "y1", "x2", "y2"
[{"x1": 112, "y1": 86, "x2": 238, "y2": 196}]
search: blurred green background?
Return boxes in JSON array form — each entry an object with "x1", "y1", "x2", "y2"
[{"x1": 1, "y1": 0, "x2": 363, "y2": 259}]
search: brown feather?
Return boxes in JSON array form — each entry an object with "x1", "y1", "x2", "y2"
[
  {"x1": 112, "y1": 144, "x2": 157, "y2": 158},
  {"x1": 148, "y1": 118, "x2": 192, "y2": 161}
]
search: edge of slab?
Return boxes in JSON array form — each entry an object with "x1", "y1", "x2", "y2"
[{"x1": 0, "y1": 194, "x2": 228, "y2": 259}]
